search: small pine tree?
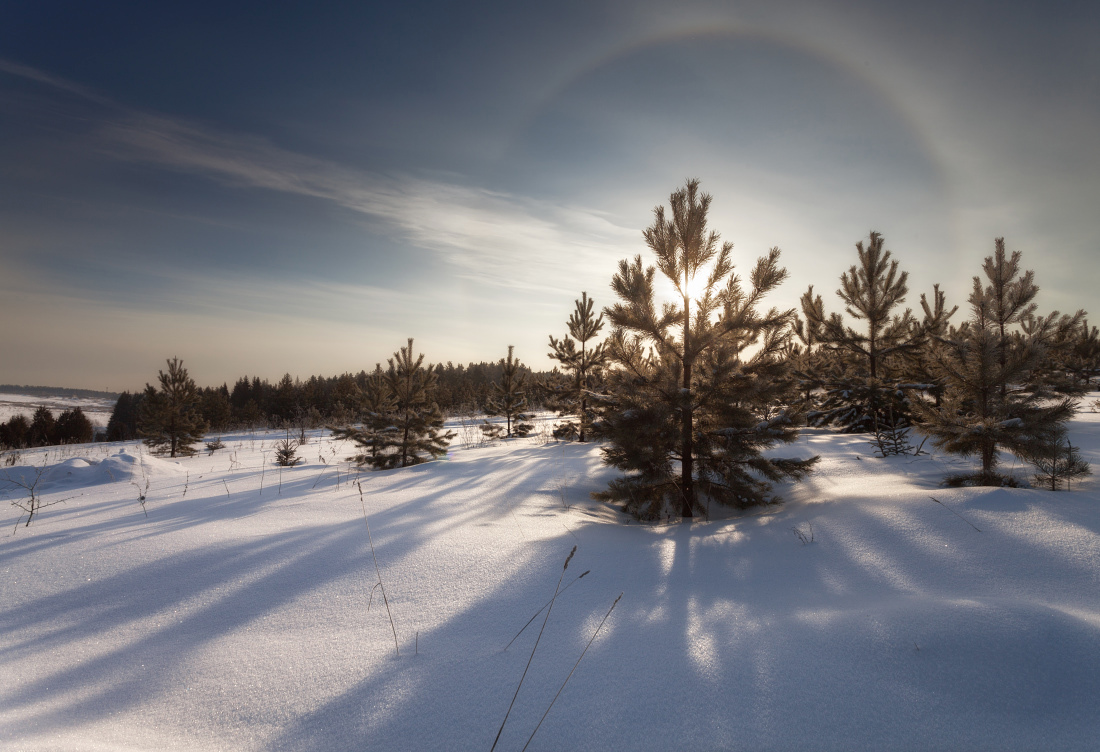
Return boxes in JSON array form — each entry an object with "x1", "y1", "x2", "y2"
[
  {"x1": 597, "y1": 180, "x2": 817, "y2": 519},
  {"x1": 797, "y1": 231, "x2": 931, "y2": 433},
  {"x1": 1022, "y1": 431, "x2": 1091, "y2": 491},
  {"x1": 484, "y1": 346, "x2": 533, "y2": 438},
  {"x1": 547, "y1": 292, "x2": 608, "y2": 442},
  {"x1": 273, "y1": 429, "x2": 304, "y2": 467},
  {"x1": 332, "y1": 366, "x2": 399, "y2": 464},
  {"x1": 139, "y1": 357, "x2": 206, "y2": 457},
  {"x1": 913, "y1": 240, "x2": 1076, "y2": 485},
  {"x1": 338, "y1": 340, "x2": 454, "y2": 469},
  {"x1": 1061, "y1": 320, "x2": 1100, "y2": 386}
]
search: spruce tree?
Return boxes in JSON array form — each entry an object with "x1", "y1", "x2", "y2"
[
  {"x1": 913, "y1": 241, "x2": 1078, "y2": 485},
  {"x1": 597, "y1": 180, "x2": 817, "y2": 520},
  {"x1": 139, "y1": 357, "x2": 206, "y2": 457},
  {"x1": 547, "y1": 292, "x2": 608, "y2": 441},
  {"x1": 483, "y1": 345, "x2": 533, "y2": 438}
]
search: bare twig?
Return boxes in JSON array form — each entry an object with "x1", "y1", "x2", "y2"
[
  {"x1": 358, "y1": 481, "x2": 399, "y2": 656},
  {"x1": 504, "y1": 570, "x2": 590, "y2": 651},
  {"x1": 521, "y1": 592, "x2": 623, "y2": 752},
  {"x1": 929, "y1": 496, "x2": 981, "y2": 532},
  {"x1": 491, "y1": 546, "x2": 576, "y2": 752},
  {"x1": 5, "y1": 455, "x2": 76, "y2": 531}
]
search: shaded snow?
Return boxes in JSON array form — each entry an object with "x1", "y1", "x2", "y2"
[{"x1": 1, "y1": 408, "x2": 1099, "y2": 751}]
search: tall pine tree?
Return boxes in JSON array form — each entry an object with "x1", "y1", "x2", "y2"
[
  {"x1": 139, "y1": 357, "x2": 206, "y2": 457},
  {"x1": 597, "y1": 180, "x2": 816, "y2": 520},
  {"x1": 547, "y1": 292, "x2": 608, "y2": 441}
]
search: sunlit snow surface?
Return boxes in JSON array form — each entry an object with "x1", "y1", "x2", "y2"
[{"x1": 2, "y1": 408, "x2": 1100, "y2": 751}]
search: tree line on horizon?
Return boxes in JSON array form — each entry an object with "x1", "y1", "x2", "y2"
[{"x1": 7, "y1": 180, "x2": 1099, "y2": 519}]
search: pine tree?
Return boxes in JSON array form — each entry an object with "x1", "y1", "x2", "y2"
[
  {"x1": 483, "y1": 346, "x2": 533, "y2": 438},
  {"x1": 597, "y1": 180, "x2": 817, "y2": 520},
  {"x1": 28, "y1": 406, "x2": 56, "y2": 447},
  {"x1": 337, "y1": 340, "x2": 454, "y2": 469},
  {"x1": 55, "y1": 407, "x2": 94, "y2": 444},
  {"x1": 797, "y1": 231, "x2": 929, "y2": 434},
  {"x1": 332, "y1": 365, "x2": 398, "y2": 464},
  {"x1": 107, "y1": 391, "x2": 144, "y2": 441},
  {"x1": 199, "y1": 386, "x2": 233, "y2": 433},
  {"x1": 1022, "y1": 430, "x2": 1091, "y2": 491},
  {"x1": 139, "y1": 357, "x2": 206, "y2": 457},
  {"x1": 547, "y1": 292, "x2": 608, "y2": 441},
  {"x1": 1058, "y1": 319, "x2": 1100, "y2": 387},
  {"x1": 913, "y1": 241, "x2": 1077, "y2": 485},
  {"x1": 0, "y1": 414, "x2": 30, "y2": 449}
]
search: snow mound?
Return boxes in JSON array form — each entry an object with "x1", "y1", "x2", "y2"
[{"x1": 2, "y1": 449, "x2": 186, "y2": 492}]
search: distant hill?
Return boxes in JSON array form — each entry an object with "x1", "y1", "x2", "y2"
[{"x1": 0, "y1": 385, "x2": 120, "y2": 401}]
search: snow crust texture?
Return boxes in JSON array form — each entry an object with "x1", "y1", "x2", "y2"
[{"x1": 2, "y1": 410, "x2": 1100, "y2": 751}]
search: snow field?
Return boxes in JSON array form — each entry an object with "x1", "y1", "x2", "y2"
[{"x1": 1, "y1": 409, "x2": 1099, "y2": 750}]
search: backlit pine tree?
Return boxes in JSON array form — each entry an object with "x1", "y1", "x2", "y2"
[
  {"x1": 546, "y1": 292, "x2": 608, "y2": 442},
  {"x1": 139, "y1": 357, "x2": 206, "y2": 457},
  {"x1": 596, "y1": 180, "x2": 817, "y2": 520},
  {"x1": 796, "y1": 231, "x2": 928, "y2": 438}
]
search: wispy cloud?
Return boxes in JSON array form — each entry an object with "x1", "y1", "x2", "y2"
[
  {"x1": 100, "y1": 112, "x2": 634, "y2": 292},
  {"x1": 0, "y1": 60, "x2": 634, "y2": 296}
]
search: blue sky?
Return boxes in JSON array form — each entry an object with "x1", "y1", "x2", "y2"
[{"x1": 2, "y1": 0, "x2": 1098, "y2": 390}]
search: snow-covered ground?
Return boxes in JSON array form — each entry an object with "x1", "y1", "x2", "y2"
[
  {"x1": 2, "y1": 409, "x2": 1099, "y2": 751},
  {"x1": 0, "y1": 392, "x2": 116, "y2": 429}
]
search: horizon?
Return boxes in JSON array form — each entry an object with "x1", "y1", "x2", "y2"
[{"x1": 3, "y1": 1, "x2": 1098, "y2": 391}]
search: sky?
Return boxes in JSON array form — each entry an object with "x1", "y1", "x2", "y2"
[{"x1": 2, "y1": 0, "x2": 1098, "y2": 391}]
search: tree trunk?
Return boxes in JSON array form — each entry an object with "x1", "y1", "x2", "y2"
[
  {"x1": 579, "y1": 340, "x2": 587, "y2": 443},
  {"x1": 681, "y1": 291, "x2": 694, "y2": 519}
]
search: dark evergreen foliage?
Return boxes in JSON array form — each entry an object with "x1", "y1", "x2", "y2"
[
  {"x1": 138, "y1": 357, "x2": 206, "y2": 458},
  {"x1": 483, "y1": 346, "x2": 533, "y2": 438},
  {"x1": 796, "y1": 231, "x2": 939, "y2": 435},
  {"x1": 28, "y1": 406, "x2": 56, "y2": 447},
  {"x1": 334, "y1": 339, "x2": 454, "y2": 469},
  {"x1": 0, "y1": 414, "x2": 30, "y2": 449},
  {"x1": 198, "y1": 386, "x2": 233, "y2": 432},
  {"x1": 107, "y1": 391, "x2": 144, "y2": 441},
  {"x1": 913, "y1": 240, "x2": 1080, "y2": 485},
  {"x1": 596, "y1": 180, "x2": 817, "y2": 520},
  {"x1": 55, "y1": 408, "x2": 94, "y2": 444}
]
